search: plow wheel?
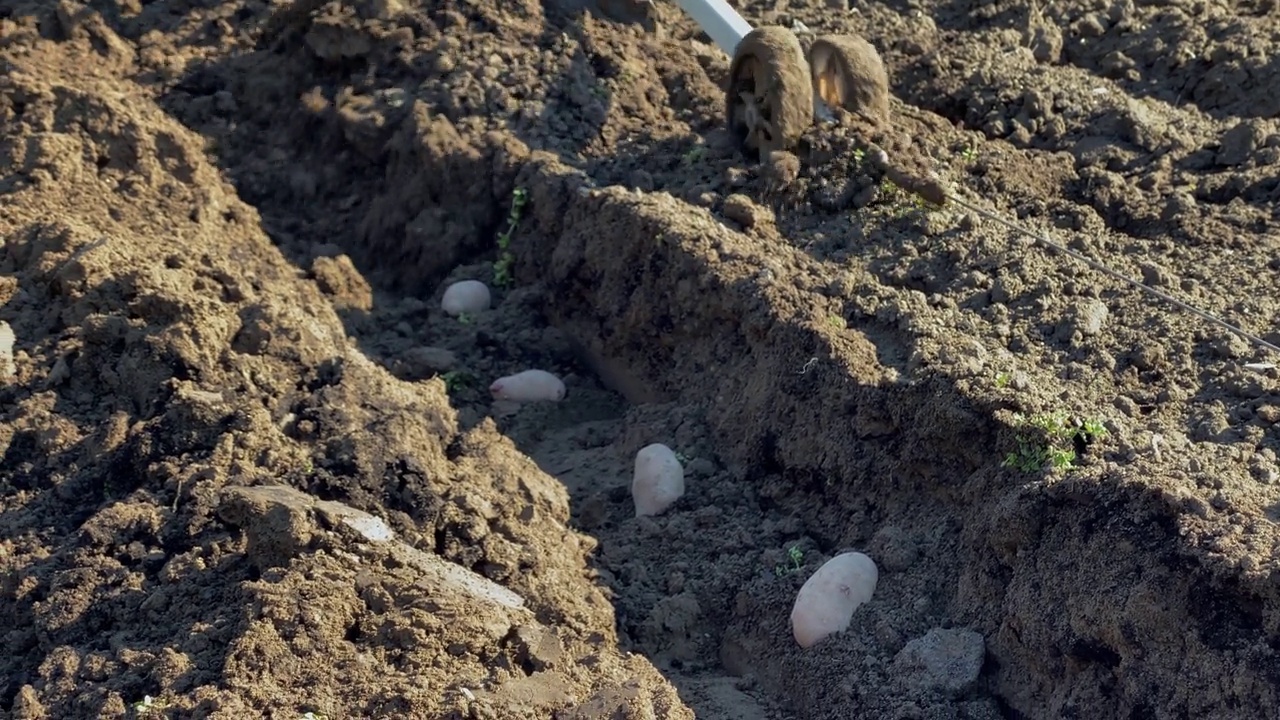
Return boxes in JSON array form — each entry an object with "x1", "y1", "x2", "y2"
[
  {"x1": 807, "y1": 34, "x2": 890, "y2": 127},
  {"x1": 726, "y1": 26, "x2": 814, "y2": 157}
]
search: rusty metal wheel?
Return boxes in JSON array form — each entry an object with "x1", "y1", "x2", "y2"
[
  {"x1": 807, "y1": 34, "x2": 890, "y2": 127},
  {"x1": 726, "y1": 26, "x2": 814, "y2": 157}
]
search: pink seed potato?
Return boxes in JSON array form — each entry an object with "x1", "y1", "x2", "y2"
[
  {"x1": 489, "y1": 369, "x2": 566, "y2": 402},
  {"x1": 631, "y1": 443, "x2": 685, "y2": 517},
  {"x1": 790, "y1": 551, "x2": 879, "y2": 648},
  {"x1": 441, "y1": 280, "x2": 492, "y2": 316}
]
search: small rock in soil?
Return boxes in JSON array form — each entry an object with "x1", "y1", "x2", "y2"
[
  {"x1": 1065, "y1": 299, "x2": 1109, "y2": 338},
  {"x1": 513, "y1": 624, "x2": 565, "y2": 671},
  {"x1": 892, "y1": 627, "x2": 985, "y2": 696}
]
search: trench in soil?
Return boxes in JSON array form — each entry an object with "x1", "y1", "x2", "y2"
[
  {"x1": 290, "y1": 152, "x2": 1006, "y2": 719},
  {"x1": 196, "y1": 53, "x2": 1014, "y2": 715}
]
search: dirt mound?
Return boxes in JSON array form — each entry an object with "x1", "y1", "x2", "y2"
[
  {"x1": 0, "y1": 32, "x2": 689, "y2": 720},
  {"x1": 3, "y1": 0, "x2": 1280, "y2": 719}
]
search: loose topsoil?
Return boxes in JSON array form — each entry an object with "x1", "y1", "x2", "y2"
[{"x1": 3, "y1": 0, "x2": 1280, "y2": 718}]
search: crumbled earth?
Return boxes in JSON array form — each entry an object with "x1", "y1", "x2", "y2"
[{"x1": 2, "y1": 0, "x2": 1280, "y2": 719}]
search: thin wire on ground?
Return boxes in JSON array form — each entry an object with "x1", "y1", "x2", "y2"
[{"x1": 945, "y1": 195, "x2": 1280, "y2": 357}]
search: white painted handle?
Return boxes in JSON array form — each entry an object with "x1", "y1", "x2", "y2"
[{"x1": 673, "y1": 0, "x2": 753, "y2": 56}]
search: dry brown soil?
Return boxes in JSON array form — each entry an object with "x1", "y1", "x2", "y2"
[{"x1": 3, "y1": 0, "x2": 1280, "y2": 718}]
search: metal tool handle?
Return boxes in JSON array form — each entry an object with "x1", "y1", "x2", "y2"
[{"x1": 674, "y1": 0, "x2": 752, "y2": 56}]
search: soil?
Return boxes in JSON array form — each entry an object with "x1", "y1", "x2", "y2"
[{"x1": 2, "y1": 0, "x2": 1280, "y2": 718}]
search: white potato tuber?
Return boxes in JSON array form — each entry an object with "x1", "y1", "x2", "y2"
[
  {"x1": 0, "y1": 321, "x2": 13, "y2": 379},
  {"x1": 790, "y1": 551, "x2": 878, "y2": 648},
  {"x1": 631, "y1": 443, "x2": 685, "y2": 517},
  {"x1": 441, "y1": 280, "x2": 492, "y2": 316},
  {"x1": 489, "y1": 369, "x2": 566, "y2": 402}
]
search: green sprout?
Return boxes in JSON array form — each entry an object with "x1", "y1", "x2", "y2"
[
  {"x1": 1079, "y1": 417, "x2": 1107, "y2": 438},
  {"x1": 994, "y1": 371, "x2": 1013, "y2": 388},
  {"x1": 774, "y1": 545, "x2": 804, "y2": 576},
  {"x1": 961, "y1": 144, "x2": 978, "y2": 163},
  {"x1": 493, "y1": 187, "x2": 529, "y2": 287},
  {"x1": 441, "y1": 370, "x2": 474, "y2": 392},
  {"x1": 878, "y1": 177, "x2": 929, "y2": 218},
  {"x1": 1002, "y1": 410, "x2": 1108, "y2": 472}
]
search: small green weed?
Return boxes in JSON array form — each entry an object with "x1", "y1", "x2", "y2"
[
  {"x1": 878, "y1": 177, "x2": 929, "y2": 219},
  {"x1": 994, "y1": 371, "x2": 1013, "y2": 388},
  {"x1": 441, "y1": 370, "x2": 474, "y2": 392},
  {"x1": 774, "y1": 545, "x2": 804, "y2": 576},
  {"x1": 960, "y1": 143, "x2": 979, "y2": 163},
  {"x1": 1002, "y1": 410, "x2": 1108, "y2": 472},
  {"x1": 493, "y1": 187, "x2": 529, "y2": 287}
]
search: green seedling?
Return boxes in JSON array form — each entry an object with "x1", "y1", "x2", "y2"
[
  {"x1": 961, "y1": 144, "x2": 978, "y2": 163},
  {"x1": 493, "y1": 187, "x2": 529, "y2": 287},
  {"x1": 774, "y1": 545, "x2": 804, "y2": 576},
  {"x1": 1002, "y1": 409, "x2": 1108, "y2": 472},
  {"x1": 878, "y1": 177, "x2": 929, "y2": 219},
  {"x1": 441, "y1": 370, "x2": 474, "y2": 392},
  {"x1": 994, "y1": 371, "x2": 1013, "y2": 388},
  {"x1": 456, "y1": 312, "x2": 473, "y2": 325},
  {"x1": 1078, "y1": 417, "x2": 1107, "y2": 438}
]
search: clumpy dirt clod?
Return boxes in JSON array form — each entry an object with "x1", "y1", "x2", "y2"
[{"x1": 3, "y1": 0, "x2": 1280, "y2": 719}]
